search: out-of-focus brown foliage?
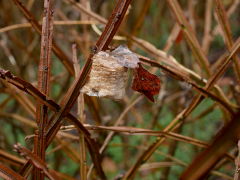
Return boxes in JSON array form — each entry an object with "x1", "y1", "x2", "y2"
[{"x1": 1, "y1": 0, "x2": 240, "y2": 179}]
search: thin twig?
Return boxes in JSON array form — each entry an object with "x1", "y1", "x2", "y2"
[
  {"x1": 72, "y1": 44, "x2": 87, "y2": 180},
  {"x1": 234, "y1": 140, "x2": 240, "y2": 180},
  {"x1": 87, "y1": 95, "x2": 144, "y2": 178}
]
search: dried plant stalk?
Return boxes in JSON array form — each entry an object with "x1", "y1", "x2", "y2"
[
  {"x1": 0, "y1": 162, "x2": 26, "y2": 180},
  {"x1": 0, "y1": 79, "x2": 36, "y2": 118},
  {"x1": 14, "y1": 143, "x2": 61, "y2": 180},
  {"x1": 33, "y1": 130, "x2": 39, "y2": 179},
  {"x1": 213, "y1": 0, "x2": 240, "y2": 86},
  {"x1": 128, "y1": 0, "x2": 152, "y2": 49},
  {"x1": 72, "y1": 44, "x2": 87, "y2": 180},
  {"x1": 87, "y1": 95, "x2": 144, "y2": 178},
  {"x1": 180, "y1": 111, "x2": 240, "y2": 179},
  {"x1": 167, "y1": 0, "x2": 211, "y2": 75},
  {"x1": 234, "y1": 140, "x2": 240, "y2": 180},
  {"x1": 11, "y1": 0, "x2": 75, "y2": 75},
  {"x1": 202, "y1": 0, "x2": 212, "y2": 55},
  {"x1": 35, "y1": 0, "x2": 54, "y2": 179},
  {"x1": 166, "y1": 0, "x2": 232, "y2": 121}
]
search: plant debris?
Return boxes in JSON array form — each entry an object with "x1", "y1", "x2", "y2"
[
  {"x1": 81, "y1": 51, "x2": 128, "y2": 101},
  {"x1": 132, "y1": 63, "x2": 161, "y2": 103},
  {"x1": 81, "y1": 46, "x2": 161, "y2": 102},
  {"x1": 110, "y1": 45, "x2": 140, "y2": 68}
]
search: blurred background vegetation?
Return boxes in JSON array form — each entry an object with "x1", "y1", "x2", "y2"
[{"x1": 0, "y1": 0, "x2": 240, "y2": 179}]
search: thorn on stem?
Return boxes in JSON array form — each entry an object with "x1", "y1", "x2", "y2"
[
  {"x1": 116, "y1": 12, "x2": 122, "y2": 18},
  {"x1": 94, "y1": 45, "x2": 98, "y2": 52}
]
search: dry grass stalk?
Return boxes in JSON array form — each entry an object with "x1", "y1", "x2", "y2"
[
  {"x1": 0, "y1": 21, "x2": 99, "y2": 34},
  {"x1": 234, "y1": 140, "x2": 240, "y2": 179},
  {"x1": 128, "y1": 0, "x2": 152, "y2": 49},
  {"x1": 35, "y1": 0, "x2": 53, "y2": 179},
  {"x1": 167, "y1": 0, "x2": 211, "y2": 75},
  {"x1": 202, "y1": 0, "x2": 212, "y2": 55},
  {"x1": 14, "y1": 143, "x2": 62, "y2": 180},
  {"x1": 213, "y1": 0, "x2": 240, "y2": 86},
  {"x1": 11, "y1": 0, "x2": 75, "y2": 75},
  {"x1": 72, "y1": 44, "x2": 87, "y2": 180},
  {"x1": 0, "y1": 162, "x2": 26, "y2": 180},
  {"x1": 180, "y1": 110, "x2": 240, "y2": 179}
]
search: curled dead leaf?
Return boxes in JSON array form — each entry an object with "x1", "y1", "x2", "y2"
[{"x1": 131, "y1": 63, "x2": 161, "y2": 103}]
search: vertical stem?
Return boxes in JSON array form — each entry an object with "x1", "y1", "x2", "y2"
[
  {"x1": 166, "y1": 0, "x2": 229, "y2": 121},
  {"x1": 128, "y1": 0, "x2": 152, "y2": 49},
  {"x1": 79, "y1": 93, "x2": 87, "y2": 180},
  {"x1": 72, "y1": 44, "x2": 87, "y2": 180},
  {"x1": 213, "y1": 0, "x2": 240, "y2": 86},
  {"x1": 81, "y1": 0, "x2": 91, "y2": 60},
  {"x1": 33, "y1": 131, "x2": 38, "y2": 179},
  {"x1": 234, "y1": 140, "x2": 240, "y2": 180},
  {"x1": 187, "y1": 0, "x2": 196, "y2": 34},
  {"x1": 202, "y1": 0, "x2": 212, "y2": 55},
  {"x1": 35, "y1": 0, "x2": 53, "y2": 179}
]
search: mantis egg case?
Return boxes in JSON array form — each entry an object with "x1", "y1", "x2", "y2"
[{"x1": 81, "y1": 51, "x2": 128, "y2": 101}]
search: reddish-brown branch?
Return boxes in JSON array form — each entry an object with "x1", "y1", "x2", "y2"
[{"x1": 11, "y1": 0, "x2": 75, "y2": 75}]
